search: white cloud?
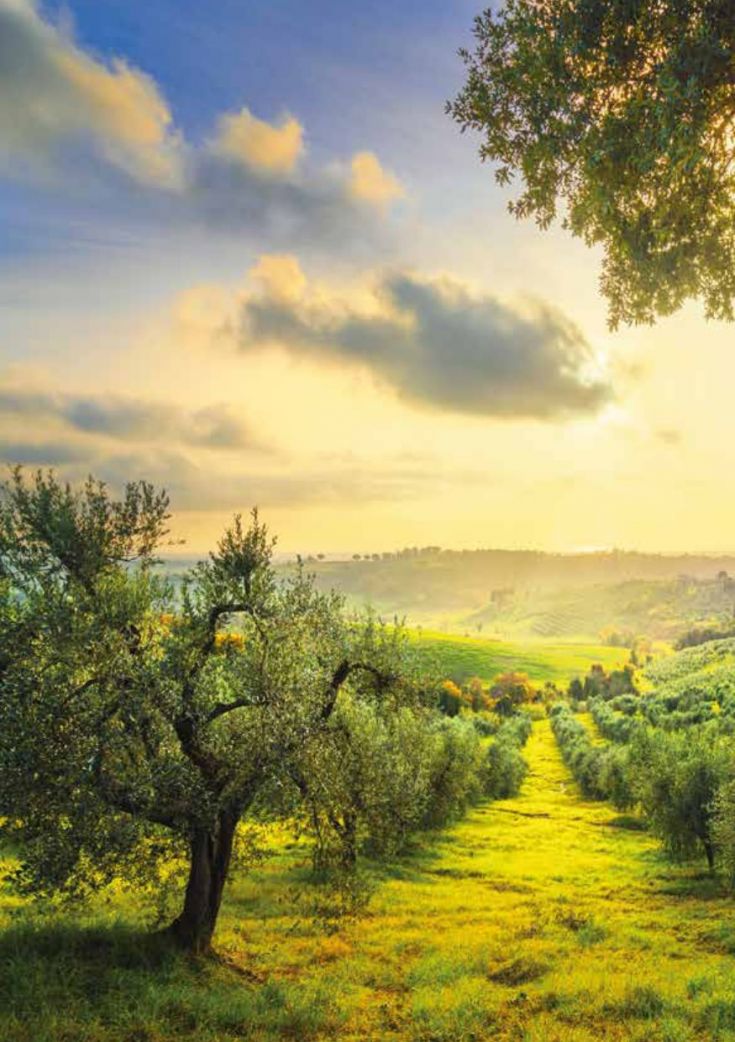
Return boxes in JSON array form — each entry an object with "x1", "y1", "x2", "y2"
[
  {"x1": 0, "y1": 0, "x2": 407, "y2": 261},
  {"x1": 0, "y1": 0, "x2": 182, "y2": 188},
  {"x1": 348, "y1": 151, "x2": 404, "y2": 208},
  {"x1": 211, "y1": 108, "x2": 304, "y2": 176}
]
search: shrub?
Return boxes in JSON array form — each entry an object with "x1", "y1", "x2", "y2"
[
  {"x1": 481, "y1": 739, "x2": 527, "y2": 799},
  {"x1": 480, "y1": 714, "x2": 532, "y2": 799}
]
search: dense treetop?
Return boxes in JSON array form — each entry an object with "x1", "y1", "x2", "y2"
[{"x1": 450, "y1": 1, "x2": 735, "y2": 327}]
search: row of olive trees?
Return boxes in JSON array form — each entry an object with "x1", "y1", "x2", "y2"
[
  {"x1": 288, "y1": 697, "x2": 488, "y2": 876},
  {"x1": 551, "y1": 702, "x2": 735, "y2": 876},
  {"x1": 0, "y1": 469, "x2": 526, "y2": 954},
  {"x1": 549, "y1": 703, "x2": 633, "y2": 807}
]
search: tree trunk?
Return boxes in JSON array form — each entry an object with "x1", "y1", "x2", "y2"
[
  {"x1": 166, "y1": 810, "x2": 237, "y2": 954},
  {"x1": 703, "y1": 836, "x2": 715, "y2": 872}
]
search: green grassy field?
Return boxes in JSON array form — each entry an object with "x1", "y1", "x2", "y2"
[
  {"x1": 408, "y1": 630, "x2": 630, "y2": 685},
  {"x1": 4, "y1": 717, "x2": 735, "y2": 1042}
]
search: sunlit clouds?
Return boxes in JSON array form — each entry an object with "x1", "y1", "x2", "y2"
[
  {"x1": 194, "y1": 255, "x2": 612, "y2": 419},
  {"x1": 0, "y1": 1, "x2": 732, "y2": 554},
  {"x1": 349, "y1": 152, "x2": 405, "y2": 208},
  {"x1": 211, "y1": 109, "x2": 305, "y2": 176},
  {"x1": 0, "y1": 0, "x2": 181, "y2": 187},
  {"x1": 0, "y1": 0, "x2": 406, "y2": 243}
]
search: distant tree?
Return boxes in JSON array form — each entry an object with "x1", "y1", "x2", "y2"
[
  {"x1": 599, "y1": 625, "x2": 635, "y2": 648},
  {"x1": 0, "y1": 470, "x2": 409, "y2": 953},
  {"x1": 540, "y1": 681, "x2": 561, "y2": 705},
  {"x1": 450, "y1": 1, "x2": 735, "y2": 327},
  {"x1": 466, "y1": 675, "x2": 491, "y2": 712},
  {"x1": 438, "y1": 679, "x2": 469, "y2": 717},
  {"x1": 490, "y1": 671, "x2": 537, "y2": 709},
  {"x1": 583, "y1": 663, "x2": 608, "y2": 699},
  {"x1": 580, "y1": 663, "x2": 637, "y2": 701},
  {"x1": 317, "y1": 553, "x2": 325, "y2": 561},
  {"x1": 352, "y1": 553, "x2": 361, "y2": 560},
  {"x1": 568, "y1": 677, "x2": 584, "y2": 705}
]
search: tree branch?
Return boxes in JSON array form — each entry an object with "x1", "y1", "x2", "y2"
[{"x1": 320, "y1": 659, "x2": 397, "y2": 722}]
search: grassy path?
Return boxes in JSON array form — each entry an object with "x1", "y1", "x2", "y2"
[
  {"x1": 221, "y1": 718, "x2": 735, "y2": 1041},
  {"x1": 4, "y1": 719, "x2": 735, "y2": 1041}
]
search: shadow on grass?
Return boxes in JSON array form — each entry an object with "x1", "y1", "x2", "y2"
[
  {"x1": 606, "y1": 814, "x2": 649, "y2": 831},
  {"x1": 0, "y1": 919, "x2": 341, "y2": 1042},
  {"x1": 656, "y1": 869, "x2": 726, "y2": 901}
]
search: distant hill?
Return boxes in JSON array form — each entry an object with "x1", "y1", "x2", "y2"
[
  {"x1": 285, "y1": 550, "x2": 735, "y2": 641},
  {"x1": 158, "y1": 547, "x2": 735, "y2": 643}
]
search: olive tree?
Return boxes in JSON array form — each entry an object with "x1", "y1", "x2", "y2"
[
  {"x1": 630, "y1": 726, "x2": 730, "y2": 869},
  {"x1": 450, "y1": 1, "x2": 735, "y2": 327},
  {"x1": 292, "y1": 692, "x2": 484, "y2": 872},
  {"x1": 0, "y1": 469, "x2": 404, "y2": 953}
]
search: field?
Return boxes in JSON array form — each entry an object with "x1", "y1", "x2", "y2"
[
  {"x1": 4, "y1": 717, "x2": 735, "y2": 1042},
  {"x1": 408, "y1": 630, "x2": 630, "y2": 685}
]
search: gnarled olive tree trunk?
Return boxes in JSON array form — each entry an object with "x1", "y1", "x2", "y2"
[{"x1": 166, "y1": 810, "x2": 238, "y2": 954}]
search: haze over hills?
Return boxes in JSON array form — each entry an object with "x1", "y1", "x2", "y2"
[
  {"x1": 161, "y1": 547, "x2": 735, "y2": 641},
  {"x1": 297, "y1": 550, "x2": 735, "y2": 640}
]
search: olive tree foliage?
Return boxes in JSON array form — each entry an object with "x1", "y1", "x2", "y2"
[
  {"x1": 449, "y1": 1, "x2": 735, "y2": 327},
  {"x1": 0, "y1": 469, "x2": 412, "y2": 953},
  {"x1": 629, "y1": 726, "x2": 731, "y2": 869},
  {"x1": 291, "y1": 687, "x2": 488, "y2": 881},
  {"x1": 712, "y1": 776, "x2": 735, "y2": 884}
]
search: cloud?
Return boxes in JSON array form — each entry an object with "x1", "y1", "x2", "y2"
[
  {"x1": 0, "y1": 439, "x2": 89, "y2": 466},
  {"x1": 235, "y1": 259, "x2": 611, "y2": 420},
  {"x1": 249, "y1": 254, "x2": 308, "y2": 302},
  {"x1": 0, "y1": 0, "x2": 182, "y2": 187},
  {"x1": 91, "y1": 452, "x2": 435, "y2": 511},
  {"x1": 211, "y1": 108, "x2": 304, "y2": 176},
  {"x1": 186, "y1": 146, "x2": 401, "y2": 250},
  {"x1": 0, "y1": 440, "x2": 436, "y2": 512},
  {"x1": 0, "y1": 386, "x2": 260, "y2": 451},
  {"x1": 0, "y1": 1, "x2": 405, "y2": 252},
  {"x1": 348, "y1": 152, "x2": 404, "y2": 208}
]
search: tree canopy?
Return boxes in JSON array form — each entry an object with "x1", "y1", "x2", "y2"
[
  {"x1": 449, "y1": 1, "x2": 735, "y2": 328},
  {"x1": 0, "y1": 470, "x2": 419, "y2": 952}
]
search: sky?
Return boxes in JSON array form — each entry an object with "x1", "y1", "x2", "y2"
[{"x1": 0, "y1": 0, "x2": 733, "y2": 555}]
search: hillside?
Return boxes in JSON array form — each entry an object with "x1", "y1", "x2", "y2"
[
  {"x1": 408, "y1": 631, "x2": 628, "y2": 685},
  {"x1": 292, "y1": 553, "x2": 735, "y2": 641},
  {"x1": 160, "y1": 549, "x2": 735, "y2": 641}
]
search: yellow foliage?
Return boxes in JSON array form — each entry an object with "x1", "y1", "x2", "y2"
[
  {"x1": 489, "y1": 670, "x2": 537, "y2": 705},
  {"x1": 214, "y1": 631, "x2": 245, "y2": 651}
]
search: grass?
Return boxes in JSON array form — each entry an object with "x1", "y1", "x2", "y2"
[
  {"x1": 4, "y1": 718, "x2": 735, "y2": 1041},
  {"x1": 408, "y1": 629, "x2": 629, "y2": 685}
]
